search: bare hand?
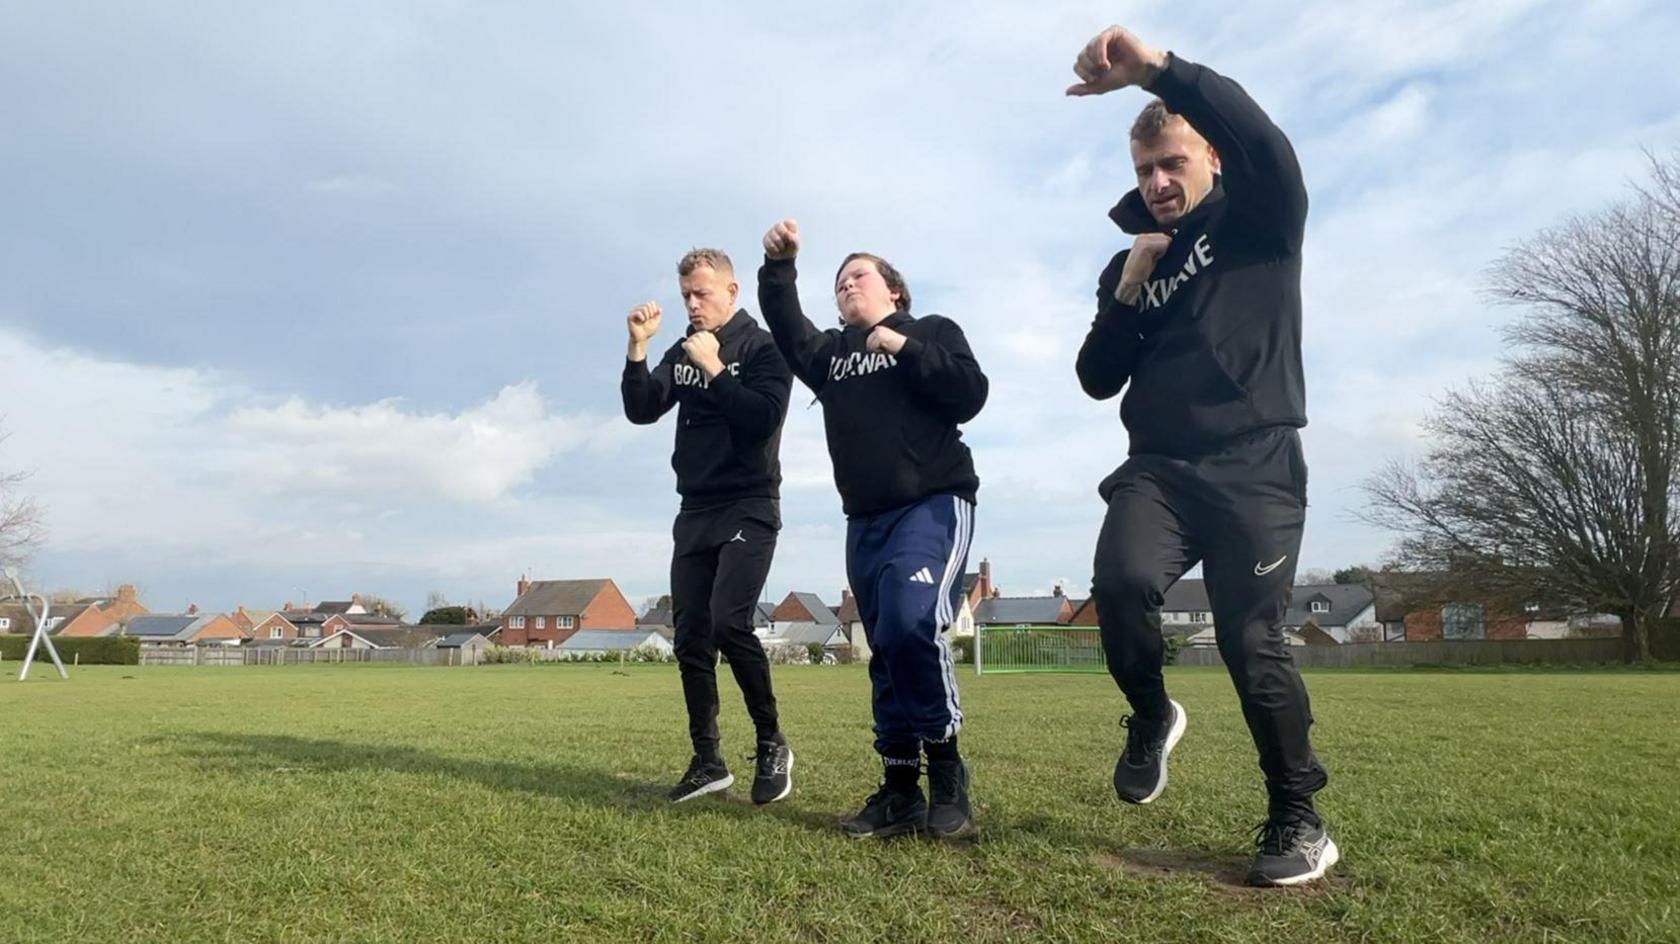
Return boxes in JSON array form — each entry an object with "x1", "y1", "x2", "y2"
[
  {"x1": 628, "y1": 302, "x2": 663, "y2": 343},
  {"x1": 1117, "y1": 233, "x2": 1172, "y2": 304},
  {"x1": 681, "y1": 330, "x2": 725, "y2": 378},
  {"x1": 1066, "y1": 26, "x2": 1167, "y2": 97},
  {"x1": 866, "y1": 325, "x2": 907, "y2": 355},
  {"x1": 763, "y1": 219, "x2": 801, "y2": 260}
]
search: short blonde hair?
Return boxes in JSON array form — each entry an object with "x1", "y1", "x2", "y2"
[
  {"x1": 1130, "y1": 99, "x2": 1182, "y2": 143},
  {"x1": 677, "y1": 248, "x2": 734, "y2": 278}
]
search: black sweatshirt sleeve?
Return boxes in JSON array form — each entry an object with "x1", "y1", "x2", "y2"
[
  {"x1": 757, "y1": 257, "x2": 840, "y2": 394},
  {"x1": 621, "y1": 344, "x2": 679, "y2": 424},
  {"x1": 1076, "y1": 250, "x2": 1143, "y2": 401},
  {"x1": 896, "y1": 317, "x2": 988, "y2": 424},
  {"x1": 1146, "y1": 52, "x2": 1307, "y2": 253},
  {"x1": 704, "y1": 337, "x2": 792, "y2": 441}
]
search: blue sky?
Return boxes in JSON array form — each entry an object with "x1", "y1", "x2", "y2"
[{"x1": 3, "y1": 0, "x2": 1678, "y2": 615}]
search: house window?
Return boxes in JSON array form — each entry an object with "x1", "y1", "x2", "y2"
[
  {"x1": 1189, "y1": 611, "x2": 1209, "y2": 622},
  {"x1": 0, "y1": 617, "x2": 10, "y2": 630},
  {"x1": 1311, "y1": 601, "x2": 1330, "y2": 614},
  {"x1": 304, "y1": 627, "x2": 320, "y2": 638},
  {"x1": 535, "y1": 616, "x2": 546, "y2": 629},
  {"x1": 559, "y1": 616, "x2": 575, "y2": 629},
  {"x1": 510, "y1": 616, "x2": 527, "y2": 629},
  {"x1": 1443, "y1": 603, "x2": 1486, "y2": 640},
  {"x1": 269, "y1": 627, "x2": 283, "y2": 639}
]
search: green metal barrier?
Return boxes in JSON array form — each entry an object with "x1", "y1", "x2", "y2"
[{"x1": 976, "y1": 625, "x2": 1107, "y2": 674}]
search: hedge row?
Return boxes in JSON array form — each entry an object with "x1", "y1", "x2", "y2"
[{"x1": 0, "y1": 634, "x2": 140, "y2": 665}]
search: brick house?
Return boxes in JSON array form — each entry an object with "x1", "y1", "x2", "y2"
[
  {"x1": 313, "y1": 596, "x2": 369, "y2": 616},
  {"x1": 279, "y1": 609, "x2": 352, "y2": 641},
  {"x1": 768, "y1": 592, "x2": 838, "y2": 636},
  {"x1": 1284, "y1": 584, "x2": 1379, "y2": 643},
  {"x1": 1070, "y1": 578, "x2": 1211, "y2": 636},
  {"x1": 42, "y1": 603, "x2": 115, "y2": 637},
  {"x1": 51, "y1": 584, "x2": 148, "y2": 636},
  {"x1": 974, "y1": 589, "x2": 1076, "y2": 628},
  {"x1": 1404, "y1": 603, "x2": 1530, "y2": 642},
  {"x1": 231, "y1": 608, "x2": 303, "y2": 643},
  {"x1": 113, "y1": 611, "x2": 248, "y2": 646},
  {"x1": 500, "y1": 576, "x2": 637, "y2": 647}
]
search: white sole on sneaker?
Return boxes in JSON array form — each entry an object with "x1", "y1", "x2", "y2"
[
  {"x1": 1135, "y1": 699, "x2": 1188, "y2": 805},
  {"x1": 671, "y1": 773, "x2": 734, "y2": 803},
  {"x1": 1260, "y1": 837, "x2": 1341, "y2": 887},
  {"x1": 762, "y1": 750, "x2": 794, "y2": 804}
]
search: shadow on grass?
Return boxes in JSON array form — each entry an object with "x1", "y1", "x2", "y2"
[{"x1": 160, "y1": 731, "x2": 841, "y2": 835}]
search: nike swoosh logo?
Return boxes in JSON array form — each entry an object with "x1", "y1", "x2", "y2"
[{"x1": 1254, "y1": 556, "x2": 1288, "y2": 576}]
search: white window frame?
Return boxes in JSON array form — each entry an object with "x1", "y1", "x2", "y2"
[
  {"x1": 535, "y1": 616, "x2": 546, "y2": 629},
  {"x1": 1311, "y1": 601, "x2": 1330, "y2": 614},
  {"x1": 510, "y1": 616, "x2": 527, "y2": 629},
  {"x1": 559, "y1": 616, "x2": 575, "y2": 629},
  {"x1": 269, "y1": 626, "x2": 284, "y2": 639}
]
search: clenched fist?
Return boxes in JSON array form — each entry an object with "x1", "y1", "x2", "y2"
[
  {"x1": 681, "y1": 330, "x2": 725, "y2": 379},
  {"x1": 1066, "y1": 25, "x2": 1167, "y2": 97},
  {"x1": 1117, "y1": 233, "x2": 1173, "y2": 305},
  {"x1": 763, "y1": 219, "x2": 801, "y2": 260},
  {"x1": 866, "y1": 325, "x2": 906, "y2": 355},
  {"x1": 628, "y1": 302, "x2": 663, "y2": 342}
]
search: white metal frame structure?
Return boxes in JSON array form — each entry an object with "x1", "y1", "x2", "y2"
[{"x1": 6, "y1": 567, "x2": 67, "y2": 680}]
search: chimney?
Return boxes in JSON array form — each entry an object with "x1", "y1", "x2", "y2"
[
  {"x1": 1053, "y1": 583, "x2": 1064, "y2": 598},
  {"x1": 284, "y1": 601, "x2": 294, "y2": 611},
  {"x1": 186, "y1": 603, "x2": 200, "y2": 615},
  {"x1": 117, "y1": 584, "x2": 137, "y2": 603},
  {"x1": 978, "y1": 558, "x2": 993, "y2": 598},
  {"x1": 351, "y1": 593, "x2": 362, "y2": 604},
  {"x1": 841, "y1": 589, "x2": 852, "y2": 602},
  {"x1": 516, "y1": 574, "x2": 531, "y2": 599}
]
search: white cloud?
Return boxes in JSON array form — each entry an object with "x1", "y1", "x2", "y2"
[
  {"x1": 222, "y1": 382, "x2": 619, "y2": 504},
  {"x1": 305, "y1": 175, "x2": 397, "y2": 195},
  {"x1": 0, "y1": 324, "x2": 621, "y2": 575}
]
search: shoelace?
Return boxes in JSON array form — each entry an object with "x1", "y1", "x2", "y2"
[
  {"x1": 747, "y1": 746, "x2": 788, "y2": 778},
  {"x1": 1119, "y1": 714, "x2": 1160, "y2": 764},
  {"x1": 681, "y1": 757, "x2": 719, "y2": 786},
  {"x1": 1253, "y1": 817, "x2": 1310, "y2": 856}
]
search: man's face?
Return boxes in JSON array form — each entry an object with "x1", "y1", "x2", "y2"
[
  {"x1": 1130, "y1": 118, "x2": 1219, "y2": 228},
  {"x1": 833, "y1": 258, "x2": 899, "y2": 327},
  {"x1": 679, "y1": 266, "x2": 739, "y2": 332}
]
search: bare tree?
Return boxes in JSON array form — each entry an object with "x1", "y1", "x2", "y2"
[
  {"x1": 1, "y1": 423, "x2": 45, "y2": 570},
  {"x1": 356, "y1": 593, "x2": 409, "y2": 621},
  {"x1": 1364, "y1": 151, "x2": 1680, "y2": 662},
  {"x1": 425, "y1": 590, "x2": 450, "y2": 612}
]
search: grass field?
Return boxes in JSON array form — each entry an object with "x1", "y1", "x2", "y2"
[{"x1": 2, "y1": 663, "x2": 1677, "y2": 943}]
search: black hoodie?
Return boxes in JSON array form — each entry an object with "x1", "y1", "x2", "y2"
[
  {"x1": 1076, "y1": 52, "x2": 1308, "y2": 459},
  {"x1": 621, "y1": 308, "x2": 791, "y2": 509},
  {"x1": 758, "y1": 257, "x2": 987, "y2": 518}
]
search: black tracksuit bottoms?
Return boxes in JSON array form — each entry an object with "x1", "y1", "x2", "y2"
[
  {"x1": 1091, "y1": 427, "x2": 1328, "y2": 812},
  {"x1": 670, "y1": 497, "x2": 781, "y2": 756}
]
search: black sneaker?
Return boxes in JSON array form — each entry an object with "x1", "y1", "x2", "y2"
[
  {"x1": 667, "y1": 755, "x2": 733, "y2": 803},
  {"x1": 1248, "y1": 816, "x2": 1340, "y2": 887},
  {"x1": 750, "y1": 740, "x2": 794, "y2": 805},
  {"x1": 1113, "y1": 699, "x2": 1187, "y2": 805},
  {"x1": 841, "y1": 785, "x2": 927, "y2": 839},
  {"x1": 926, "y1": 757, "x2": 974, "y2": 839}
]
